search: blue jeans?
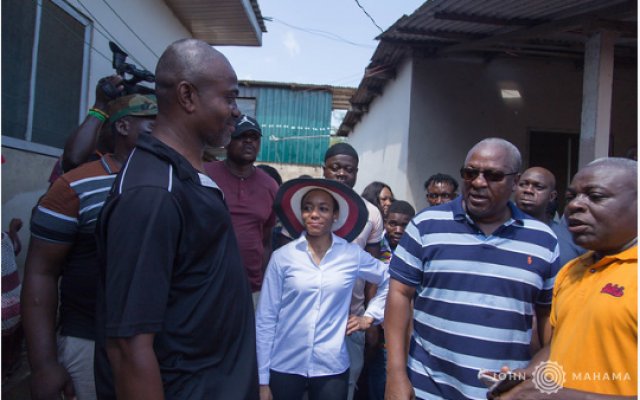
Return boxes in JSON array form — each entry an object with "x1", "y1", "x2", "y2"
[{"x1": 346, "y1": 331, "x2": 365, "y2": 400}]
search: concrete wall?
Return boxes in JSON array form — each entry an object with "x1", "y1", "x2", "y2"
[
  {"x1": 349, "y1": 55, "x2": 636, "y2": 210},
  {"x1": 1, "y1": 0, "x2": 192, "y2": 273},
  {"x1": 348, "y1": 59, "x2": 413, "y2": 204},
  {"x1": 65, "y1": 0, "x2": 191, "y2": 105}
]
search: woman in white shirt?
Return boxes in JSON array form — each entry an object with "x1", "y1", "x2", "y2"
[{"x1": 256, "y1": 178, "x2": 389, "y2": 400}]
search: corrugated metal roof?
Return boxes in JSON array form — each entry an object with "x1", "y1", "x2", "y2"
[
  {"x1": 337, "y1": 0, "x2": 636, "y2": 135},
  {"x1": 164, "y1": 0, "x2": 267, "y2": 46},
  {"x1": 240, "y1": 80, "x2": 356, "y2": 110}
]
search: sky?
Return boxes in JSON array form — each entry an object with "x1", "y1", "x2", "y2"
[{"x1": 221, "y1": 0, "x2": 426, "y2": 88}]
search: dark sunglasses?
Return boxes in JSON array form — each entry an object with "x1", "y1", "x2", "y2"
[{"x1": 460, "y1": 167, "x2": 518, "y2": 182}]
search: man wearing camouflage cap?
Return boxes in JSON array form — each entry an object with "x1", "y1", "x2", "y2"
[{"x1": 22, "y1": 93, "x2": 157, "y2": 400}]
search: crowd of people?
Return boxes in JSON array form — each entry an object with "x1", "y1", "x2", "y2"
[{"x1": 3, "y1": 39, "x2": 636, "y2": 400}]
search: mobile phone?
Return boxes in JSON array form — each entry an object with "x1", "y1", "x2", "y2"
[
  {"x1": 488, "y1": 372, "x2": 526, "y2": 396},
  {"x1": 477, "y1": 369, "x2": 501, "y2": 387}
]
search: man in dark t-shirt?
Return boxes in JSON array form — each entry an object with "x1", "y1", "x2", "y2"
[{"x1": 95, "y1": 39, "x2": 258, "y2": 399}]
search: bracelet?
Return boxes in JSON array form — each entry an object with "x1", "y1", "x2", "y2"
[{"x1": 88, "y1": 108, "x2": 108, "y2": 122}]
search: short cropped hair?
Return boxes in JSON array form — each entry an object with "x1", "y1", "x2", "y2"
[
  {"x1": 387, "y1": 200, "x2": 415, "y2": 218},
  {"x1": 466, "y1": 138, "x2": 522, "y2": 172},
  {"x1": 587, "y1": 157, "x2": 637, "y2": 191},
  {"x1": 424, "y1": 173, "x2": 459, "y2": 192},
  {"x1": 324, "y1": 142, "x2": 359, "y2": 163}
]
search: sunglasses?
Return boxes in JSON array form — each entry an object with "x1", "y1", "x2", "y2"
[{"x1": 460, "y1": 167, "x2": 518, "y2": 182}]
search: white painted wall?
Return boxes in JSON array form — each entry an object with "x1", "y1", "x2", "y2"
[
  {"x1": 2, "y1": 0, "x2": 193, "y2": 271},
  {"x1": 349, "y1": 59, "x2": 413, "y2": 205},
  {"x1": 65, "y1": 0, "x2": 191, "y2": 106},
  {"x1": 351, "y1": 55, "x2": 635, "y2": 210}
]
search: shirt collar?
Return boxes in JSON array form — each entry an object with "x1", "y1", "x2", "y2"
[
  {"x1": 451, "y1": 196, "x2": 525, "y2": 226},
  {"x1": 294, "y1": 232, "x2": 347, "y2": 251},
  {"x1": 100, "y1": 154, "x2": 121, "y2": 174},
  {"x1": 135, "y1": 134, "x2": 200, "y2": 183},
  {"x1": 589, "y1": 243, "x2": 638, "y2": 268},
  {"x1": 382, "y1": 234, "x2": 393, "y2": 250}
]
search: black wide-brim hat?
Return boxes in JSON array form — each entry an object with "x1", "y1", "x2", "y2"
[{"x1": 274, "y1": 178, "x2": 369, "y2": 242}]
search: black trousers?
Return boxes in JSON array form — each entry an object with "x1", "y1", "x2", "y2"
[{"x1": 269, "y1": 369, "x2": 349, "y2": 400}]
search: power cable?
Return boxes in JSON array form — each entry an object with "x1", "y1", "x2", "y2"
[
  {"x1": 265, "y1": 17, "x2": 375, "y2": 49},
  {"x1": 354, "y1": 0, "x2": 383, "y2": 33},
  {"x1": 98, "y1": 0, "x2": 160, "y2": 60},
  {"x1": 75, "y1": 1, "x2": 153, "y2": 70}
]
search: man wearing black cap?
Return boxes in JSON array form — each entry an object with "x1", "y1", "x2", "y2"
[
  {"x1": 204, "y1": 115, "x2": 279, "y2": 306},
  {"x1": 22, "y1": 93, "x2": 157, "y2": 400}
]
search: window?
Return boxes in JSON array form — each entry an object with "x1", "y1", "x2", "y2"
[{"x1": 2, "y1": 0, "x2": 89, "y2": 153}]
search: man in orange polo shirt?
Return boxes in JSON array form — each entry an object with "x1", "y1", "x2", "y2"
[{"x1": 498, "y1": 157, "x2": 637, "y2": 399}]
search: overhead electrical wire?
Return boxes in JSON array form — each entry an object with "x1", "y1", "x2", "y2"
[
  {"x1": 354, "y1": 0, "x2": 384, "y2": 33},
  {"x1": 98, "y1": 0, "x2": 160, "y2": 59},
  {"x1": 265, "y1": 17, "x2": 375, "y2": 49},
  {"x1": 75, "y1": 1, "x2": 155, "y2": 70}
]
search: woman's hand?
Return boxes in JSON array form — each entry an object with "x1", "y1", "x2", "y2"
[{"x1": 346, "y1": 314, "x2": 374, "y2": 335}]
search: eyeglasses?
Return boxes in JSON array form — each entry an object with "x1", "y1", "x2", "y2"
[
  {"x1": 426, "y1": 192, "x2": 454, "y2": 200},
  {"x1": 460, "y1": 167, "x2": 518, "y2": 182}
]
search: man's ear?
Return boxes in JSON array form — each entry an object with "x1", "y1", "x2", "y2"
[
  {"x1": 550, "y1": 189, "x2": 558, "y2": 203},
  {"x1": 114, "y1": 118, "x2": 129, "y2": 136},
  {"x1": 511, "y1": 173, "x2": 521, "y2": 191},
  {"x1": 176, "y1": 81, "x2": 197, "y2": 113}
]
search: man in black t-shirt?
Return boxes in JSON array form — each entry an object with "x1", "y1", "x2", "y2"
[{"x1": 96, "y1": 39, "x2": 258, "y2": 399}]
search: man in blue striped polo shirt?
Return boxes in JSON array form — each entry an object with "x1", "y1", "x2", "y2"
[{"x1": 385, "y1": 138, "x2": 560, "y2": 400}]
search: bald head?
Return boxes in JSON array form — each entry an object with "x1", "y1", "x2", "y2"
[
  {"x1": 515, "y1": 167, "x2": 557, "y2": 223},
  {"x1": 465, "y1": 138, "x2": 522, "y2": 172},
  {"x1": 151, "y1": 39, "x2": 240, "y2": 151},
  {"x1": 525, "y1": 167, "x2": 555, "y2": 189},
  {"x1": 155, "y1": 39, "x2": 234, "y2": 110}
]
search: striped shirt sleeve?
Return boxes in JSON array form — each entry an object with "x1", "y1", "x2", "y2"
[
  {"x1": 389, "y1": 220, "x2": 424, "y2": 286},
  {"x1": 30, "y1": 177, "x2": 79, "y2": 243}
]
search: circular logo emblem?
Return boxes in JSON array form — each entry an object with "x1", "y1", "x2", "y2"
[{"x1": 532, "y1": 361, "x2": 565, "y2": 394}]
